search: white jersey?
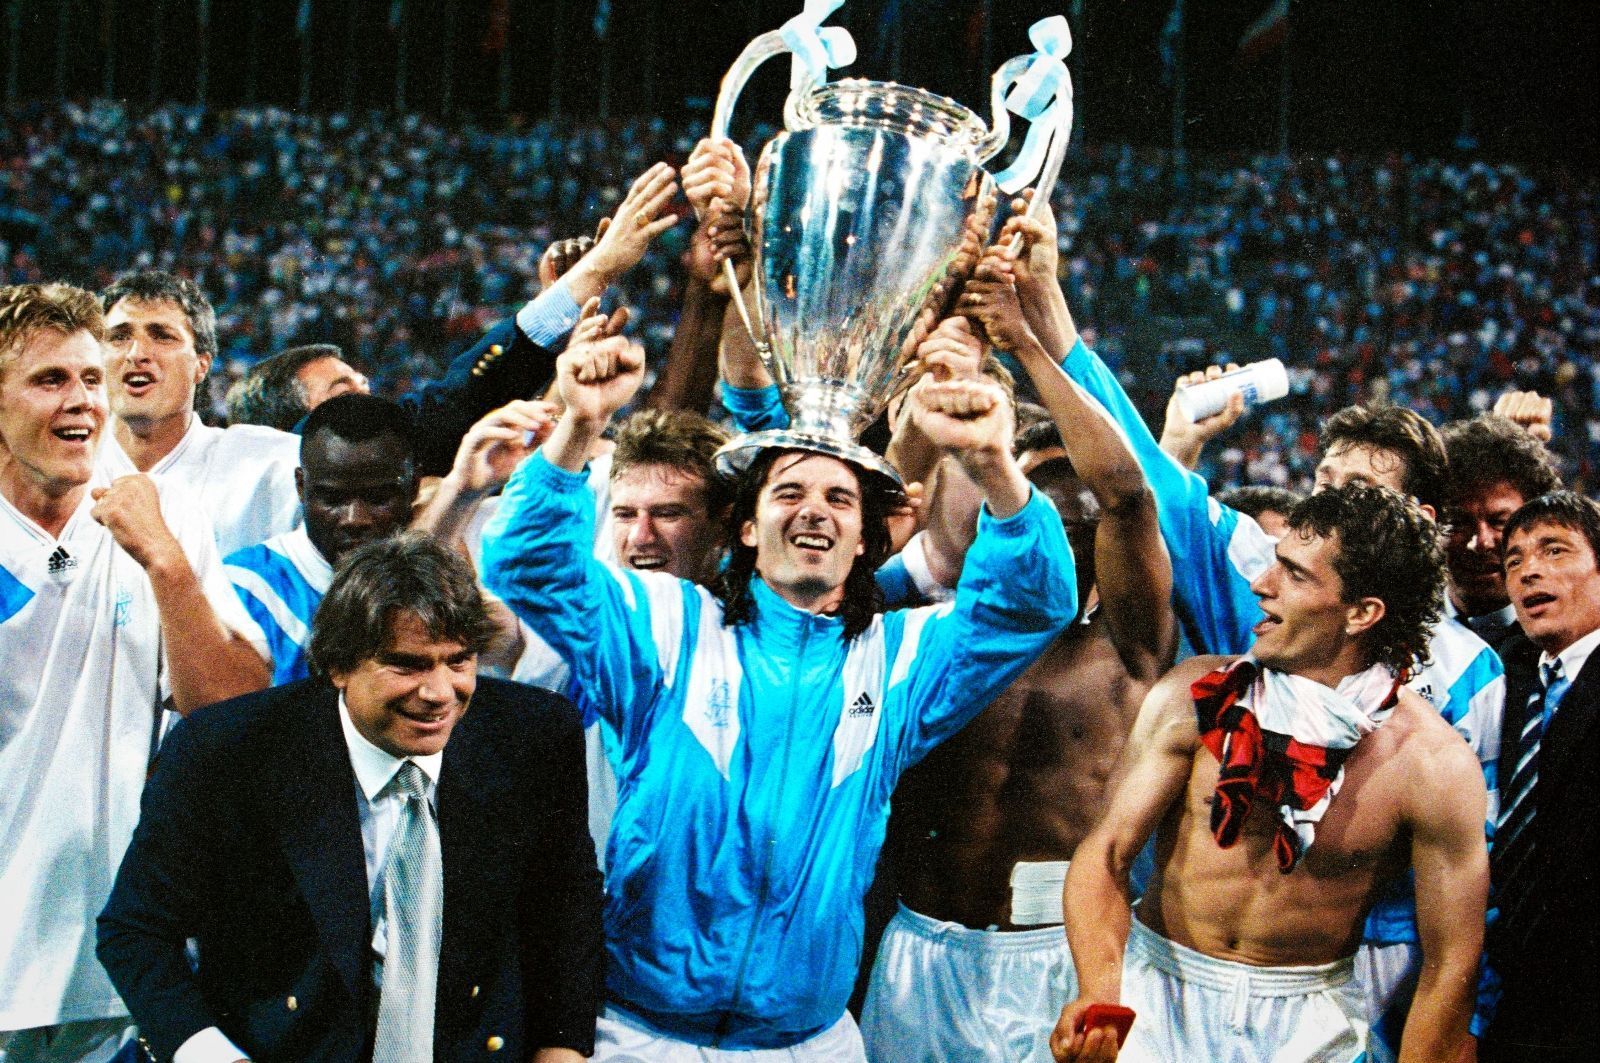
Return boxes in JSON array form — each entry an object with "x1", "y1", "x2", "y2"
[
  {"x1": 102, "y1": 417, "x2": 302, "y2": 556},
  {"x1": 0, "y1": 469, "x2": 265, "y2": 1029}
]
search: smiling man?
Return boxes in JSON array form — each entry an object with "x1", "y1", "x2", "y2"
[
  {"x1": 481, "y1": 313, "x2": 1077, "y2": 1061},
  {"x1": 1051, "y1": 485, "x2": 1488, "y2": 1063},
  {"x1": 0, "y1": 282, "x2": 267, "y2": 1061},
  {"x1": 98, "y1": 534, "x2": 604, "y2": 1063}
]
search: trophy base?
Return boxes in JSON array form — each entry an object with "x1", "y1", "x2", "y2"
[{"x1": 714, "y1": 430, "x2": 905, "y2": 492}]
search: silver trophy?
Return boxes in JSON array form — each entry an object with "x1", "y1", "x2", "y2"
[{"x1": 712, "y1": 6, "x2": 1075, "y2": 484}]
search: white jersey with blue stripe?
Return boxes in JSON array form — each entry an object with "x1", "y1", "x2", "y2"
[
  {"x1": 481, "y1": 451, "x2": 1077, "y2": 1049},
  {"x1": 224, "y1": 525, "x2": 332, "y2": 686}
]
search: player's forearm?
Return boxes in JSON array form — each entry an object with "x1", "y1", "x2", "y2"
[
  {"x1": 1063, "y1": 832, "x2": 1133, "y2": 1002},
  {"x1": 955, "y1": 446, "x2": 1031, "y2": 520},
  {"x1": 921, "y1": 458, "x2": 982, "y2": 588},
  {"x1": 1398, "y1": 959, "x2": 1478, "y2": 1063},
  {"x1": 147, "y1": 553, "x2": 270, "y2": 714},
  {"x1": 646, "y1": 278, "x2": 725, "y2": 413},
  {"x1": 544, "y1": 410, "x2": 607, "y2": 474},
  {"x1": 1158, "y1": 424, "x2": 1208, "y2": 471},
  {"x1": 885, "y1": 417, "x2": 943, "y2": 488},
  {"x1": 718, "y1": 280, "x2": 774, "y2": 390},
  {"x1": 1015, "y1": 336, "x2": 1149, "y2": 513},
  {"x1": 411, "y1": 471, "x2": 487, "y2": 546},
  {"x1": 1018, "y1": 274, "x2": 1076, "y2": 361}
]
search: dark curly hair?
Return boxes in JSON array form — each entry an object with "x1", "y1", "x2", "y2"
[
  {"x1": 1442, "y1": 414, "x2": 1562, "y2": 506},
  {"x1": 1285, "y1": 483, "x2": 1445, "y2": 675},
  {"x1": 713, "y1": 448, "x2": 893, "y2": 641},
  {"x1": 1319, "y1": 404, "x2": 1449, "y2": 514}
]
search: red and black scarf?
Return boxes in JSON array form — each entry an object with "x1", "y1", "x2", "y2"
[{"x1": 1192, "y1": 657, "x2": 1401, "y2": 873}]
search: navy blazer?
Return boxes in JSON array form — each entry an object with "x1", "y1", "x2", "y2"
[
  {"x1": 1483, "y1": 631, "x2": 1600, "y2": 1061},
  {"x1": 408, "y1": 317, "x2": 560, "y2": 476},
  {"x1": 98, "y1": 678, "x2": 602, "y2": 1063}
]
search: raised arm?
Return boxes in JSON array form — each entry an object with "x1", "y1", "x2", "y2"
[
  {"x1": 1157, "y1": 364, "x2": 1247, "y2": 472},
  {"x1": 91, "y1": 476, "x2": 270, "y2": 714},
  {"x1": 886, "y1": 376, "x2": 1078, "y2": 759},
  {"x1": 1401, "y1": 733, "x2": 1490, "y2": 1063},
  {"x1": 963, "y1": 247, "x2": 1176, "y2": 680},
  {"x1": 480, "y1": 307, "x2": 687, "y2": 743},
  {"x1": 1051, "y1": 660, "x2": 1212, "y2": 1062},
  {"x1": 644, "y1": 203, "x2": 750, "y2": 414}
]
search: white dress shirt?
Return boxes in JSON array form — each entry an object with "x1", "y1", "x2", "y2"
[
  {"x1": 174, "y1": 698, "x2": 443, "y2": 1063},
  {"x1": 1540, "y1": 624, "x2": 1600, "y2": 709}
]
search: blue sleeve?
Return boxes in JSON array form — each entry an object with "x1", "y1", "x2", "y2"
[
  {"x1": 720, "y1": 382, "x2": 790, "y2": 432},
  {"x1": 1059, "y1": 338, "x2": 1271, "y2": 655},
  {"x1": 890, "y1": 488, "x2": 1078, "y2": 766},
  {"x1": 515, "y1": 280, "x2": 583, "y2": 350},
  {"x1": 875, "y1": 553, "x2": 916, "y2": 608},
  {"x1": 480, "y1": 451, "x2": 691, "y2": 747}
]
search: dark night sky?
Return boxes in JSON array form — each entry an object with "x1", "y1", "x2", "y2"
[{"x1": 4, "y1": 1, "x2": 1596, "y2": 167}]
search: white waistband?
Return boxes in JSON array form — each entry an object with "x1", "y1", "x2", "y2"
[
  {"x1": 1127, "y1": 917, "x2": 1354, "y2": 996},
  {"x1": 1010, "y1": 859, "x2": 1069, "y2": 926},
  {"x1": 892, "y1": 902, "x2": 1067, "y2": 953}
]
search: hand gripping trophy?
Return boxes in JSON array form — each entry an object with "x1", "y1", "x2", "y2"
[{"x1": 711, "y1": 1, "x2": 1077, "y2": 484}]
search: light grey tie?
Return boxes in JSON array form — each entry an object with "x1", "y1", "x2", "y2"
[{"x1": 372, "y1": 760, "x2": 443, "y2": 1063}]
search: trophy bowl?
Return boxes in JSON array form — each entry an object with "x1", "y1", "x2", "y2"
[{"x1": 710, "y1": 12, "x2": 1073, "y2": 486}]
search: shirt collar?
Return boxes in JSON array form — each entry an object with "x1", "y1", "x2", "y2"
[
  {"x1": 282, "y1": 524, "x2": 335, "y2": 593},
  {"x1": 338, "y1": 692, "x2": 443, "y2": 801},
  {"x1": 1541, "y1": 625, "x2": 1600, "y2": 690}
]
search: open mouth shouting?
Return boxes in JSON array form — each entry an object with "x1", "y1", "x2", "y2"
[
  {"x1": 119, "y1": 370, "x2": 157, "y2": 399},
  {"x1": 627, "y1": 553, "x2": 670, "y2": 572},
  {"x1": 1252, "y1": 606, "x2": 1283, "y2": 638},
  {"x1": 1517, "y1": 590, "x2": 1558, "y2": 618},
  {"x1": 52, "y1": 424, "x2": 95, "y2": 445}
]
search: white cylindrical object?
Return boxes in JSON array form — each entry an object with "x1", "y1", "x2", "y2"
[{"x1": 1175, "y1": 358, "x2": 1289, "y2": 423}]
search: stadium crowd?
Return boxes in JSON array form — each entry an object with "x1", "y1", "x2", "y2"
[
  {"x1": 3, "y1": 101, "x2": 1597, "y2": 493},
  {"x1": 1, "y1": 95, "x2": 1598, "y2": 1063}
]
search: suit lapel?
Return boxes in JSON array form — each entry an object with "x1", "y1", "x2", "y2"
[
  {"x1": 437, "y1": 702, "x2": 510, "y2": 998},
  {"x1": 277, "y1": 689, "x2": 372, "y2": 1008}
]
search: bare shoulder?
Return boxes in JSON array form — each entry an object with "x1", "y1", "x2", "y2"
[
  {"x1": 1390, "y1": 689, "x2": 1486, "y2": 828},
  {"x1": 1133, "y1": 655, "x2": 1231, "y2": 747}
]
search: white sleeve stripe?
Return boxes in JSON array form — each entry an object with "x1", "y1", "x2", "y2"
[
  {"x1": 640, "y1": 572, "x2": 687, "y2": 689},
  {"x1": 1225, "y1": 508, "x2": 1276, "y2": 581},
  {"x1": 225, "y1": 564, "x2": 309, "y2": 648},
  {"x1": 888, "y1": 604, "x2": 948, "y2": 690}
]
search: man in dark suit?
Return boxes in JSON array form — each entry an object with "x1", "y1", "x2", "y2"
[
  {"x1": 98, "y1": 534, "x2": 602, "y2": 1063},
  {"x1": 1482, "y1": 491, "x2": 1600, "y2": 1062}
]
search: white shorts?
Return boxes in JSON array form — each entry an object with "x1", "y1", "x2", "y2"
[
  {"x1": 860, "y1": 903, "x2": 1076, "y2": 1063},
  {"x1": 591, "y1": 1005, "x2": 864, "y2": 1062},
  {"x1": 0, "y1": 1020, "x2": 134, "y2": 1063},
  {"x1": 1351, "y1": 939, "x2": 1418, "y2": 1063},
  {"x1": 1119, "y1": 919, "x2": 1369, "y2": 1063}
]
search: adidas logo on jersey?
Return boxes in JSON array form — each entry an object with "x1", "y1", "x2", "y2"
[
  {"x1": 848, "y1": 691, "x2": 876, "y2": 718},
  {"x1": 46, "y1": 546, "x2": 76, "y2": 574}
]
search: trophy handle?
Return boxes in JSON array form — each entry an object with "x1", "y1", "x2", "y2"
[
  {"x1": 710, "y1": 4, "x2": 857, "y2": 351},
  {"x1": 709, "y1": 29, "x2": 794, "y2": 349},
  {"x1": 981, "y1": 17, "x2": 1074, "y2": 235}
]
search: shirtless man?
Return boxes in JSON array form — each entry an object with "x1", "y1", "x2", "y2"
[
  {"x1": 860, "y1": 231, "x2": 1176, "y2": 1062},
  {"x1": 1051, "y1": 484, "x2": 1488, "y2": 1063}
]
